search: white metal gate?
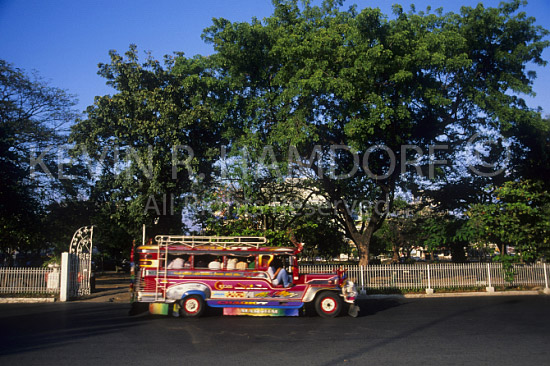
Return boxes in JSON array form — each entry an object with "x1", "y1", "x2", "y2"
[{"x1": 68, "y1": 226, "x2": 94, "y2": 298}]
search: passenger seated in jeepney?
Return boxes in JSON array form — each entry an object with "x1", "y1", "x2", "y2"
[
  {"x1": 167, "y1": 256, "x2": 185, "y2": 269},
  {"x1": 195, "y1": 257, "x2": 207, "y2": 268},
  {"x1": 264, "y1": 257, "x2": 293, "y2": 287},
  {"x1": 236, "y1": 259, "x2": 247, "y2": 270},
  {"x1": 208, "y1": 257, "x2": 222, "y2": 270},
  {"x1": 226, "y1": 257, "x2": 238, "y2": 270},
  {"x1": 247, "y1": 257, "x2": 255, "y2": 269}
]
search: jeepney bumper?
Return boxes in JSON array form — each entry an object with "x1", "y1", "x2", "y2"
[
  {"x1": 342, "y1": 280, "x2": 358, "y2": 303},
  {"x1": 342, "y1": 280, "x2": 360, "y2": 317}
]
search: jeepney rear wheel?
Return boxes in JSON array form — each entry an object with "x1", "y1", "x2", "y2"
[
  {"x1": 180, "y1": 295, "x2": 205, "y2": 318},
  {"x1": 314, "y1": 291, "x2": 342, "y2": 318}
]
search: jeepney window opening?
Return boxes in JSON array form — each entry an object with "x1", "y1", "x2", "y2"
[
  {"x1": 258, "y1": 255, "x2": 273, "y2": 270},
  {"x1": 166, "y1": 254, "x2": 190, "y2": 269},
  {"x1": 193, "y1": 254, "x2": 212, "y2": 268},
  {"x1": 265, "y1": 254, "x2": 294, "y2": 274},
  {"x1": 225, "y1": 254, "x2": 251, "y2": 270}
]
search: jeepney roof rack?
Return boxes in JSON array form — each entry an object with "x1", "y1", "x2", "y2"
[{"x1": 154, "y1": 235, "x2": 267, "y2": 249}]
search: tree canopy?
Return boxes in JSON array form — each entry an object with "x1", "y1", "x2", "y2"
[
  {"x1": 69, "y1": 46, "x2": 234, "y2": 244},
  {"x1": 198, "y1": 0, "x2": 549, "y2": 264},
  {"x1": 0, "y1": 60, "x2": 80, "y2": 257},
  {"x1": 5, "y1": 2, "x2": 550, "y2": 266}
]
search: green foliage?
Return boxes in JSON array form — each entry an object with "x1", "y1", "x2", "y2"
[
  {"x1": 493, "y1": 254, "x2": 518, "y2": 283},
  {"x1": 200, "y1": 0, "x2": 549, "y2": 265},
  {"x1": 60, "y1": 1, "x2": 550, "y2": 261},
  {"x1": 467, "y1": 180, "x2": 550, "y2": 261},
  {"x1": 201, "y1": 183, "x2": 348, "y2": 258},
  {"x1": 70, "y1": 46, "x2": 225, "y2": 242},
  {"x1": 0, "y1": 60, "x2": 81, "y2": 255}
]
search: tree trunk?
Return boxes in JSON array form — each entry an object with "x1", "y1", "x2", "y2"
[
  {"x1": 337, "y1": 200, "x2": 386, "y2": 267},
  {"x1": 323, "y1": 178, "x2": 390, "y2": 267},
  {"x1": 357, "y1": 237, "x2": 370, "y2": 266},
  {"x1": 355, "y1": 220, "x2": 380, "y2": 266},
  {"x1": 392, "y1": 242, "x2": 400, "y2": 264}
]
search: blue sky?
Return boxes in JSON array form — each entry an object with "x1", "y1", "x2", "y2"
[{"x1": 1, "y1": 0, "x2": 549, "y2": 115}]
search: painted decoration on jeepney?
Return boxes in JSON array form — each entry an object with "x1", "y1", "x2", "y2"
[
  {"x1": 223, "y1": 308, "x2": 300, "y2": 317},
  {"x1": 255, "y1": 290, "x2": 299, "y2": 298},
  {"x1": 226, "y1": 292, "x2": 247, "y2": 298},
  {"x1": 214, "y1": 281, "x2": 233, "y2": 290},
  {"x1": 214, "y1": 300, "x2": 269, "y2": 306},
  {"x1": 149, "y1": 303, "x2": 170, "y2": 315},
  {"x1": 208, "y1": 300, "x2": 303, "y2": 307},
  {"x1": 214, "y1": 281, "x2": 266, "y2": 291},
  {"x1": 212, "y1": 291, "x2": 256, "y2": 298}
]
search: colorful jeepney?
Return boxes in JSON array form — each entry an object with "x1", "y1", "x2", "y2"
[{"x1": 133, "y1": 235, "x2": 359, "y2": 317}]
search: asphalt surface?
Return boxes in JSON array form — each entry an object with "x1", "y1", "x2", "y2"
[
  {"x1": 84, "y1": 272, "x2": 547, "y2": 303},
  {"x1": 0, "y1": 295, "x2": 549, "y2": 365}
]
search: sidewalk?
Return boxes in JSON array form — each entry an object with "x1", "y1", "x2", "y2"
[
  {"x1": 77, "y1": 271, "x2": 132, "y2": 303},
  {"x1": 360, "y1": 289, "x2": 545, "y2": 299}
]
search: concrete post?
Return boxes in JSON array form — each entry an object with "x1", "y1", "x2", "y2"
[
  {"x1": 360, "y1": 265, "x2": 366, "y2": 295},
  {"x1": 426, "y1": 264, "x2": 434, "y2": 295},
  {"x1": 486, "y1": 263, "x2": 495, "y2": 292},
  {"x1": 60, "y1": 252, "x2": 69, "y2": 302},
  {"x1": 543, "y1": 263, "x2": 550, "y2": 295}
]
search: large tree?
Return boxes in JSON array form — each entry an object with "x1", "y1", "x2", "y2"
[
  {"x1": 0, "y1": 60, "x2": 79, "y2": 256},
  {"x1": 70, "y1": 46, "x2": 225, "y2": 240},
  {"x1": 201, "y1": 0, "x2": 549, "y2": 265}
]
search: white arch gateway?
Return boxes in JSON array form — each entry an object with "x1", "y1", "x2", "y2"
[{"x1": 67, "y1": 226, "x2": 94, "y2": 298}]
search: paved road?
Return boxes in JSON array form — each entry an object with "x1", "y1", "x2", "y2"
[{"x1": 0, "y1": 296, "x2": 548, "y2": 365}]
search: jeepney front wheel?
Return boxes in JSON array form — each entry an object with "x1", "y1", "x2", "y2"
[
  {"x1": 179, "y1": 295, "x2": 206, "y2": 318},
  {"x1": 314, "y1": 291, "x2": 342, "y2": 318}
]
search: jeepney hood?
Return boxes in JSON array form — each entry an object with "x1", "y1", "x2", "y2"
[{"x1": 302, "y1": 273, "x2": 340, "y2": 286}]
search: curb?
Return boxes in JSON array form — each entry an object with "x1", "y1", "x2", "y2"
[
  {"x1": 0, "y1": 297, "x2": 56, "y2": 303},
  {"x1": 1, "y1": 290, "x2": 546, "y2": 304},
  {"x1": 359, "y1": 290, "x2": 545, "y2": 299}
]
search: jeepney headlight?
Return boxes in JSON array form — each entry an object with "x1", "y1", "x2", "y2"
[{"x1": 342, "y1": 280, "x2": 358, "y2": 299}]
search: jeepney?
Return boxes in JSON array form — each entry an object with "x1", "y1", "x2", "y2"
[{"x1": 133, "y1": 235, "x2": 359, "y2": 317}]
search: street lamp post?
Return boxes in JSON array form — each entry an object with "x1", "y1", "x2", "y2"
[{"x1": 142, "y1": 224, "x2": 146, "y2": 246}]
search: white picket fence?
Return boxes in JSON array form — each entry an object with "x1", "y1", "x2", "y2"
[
  {"x1": 0, "y1": 267, "x2": 60, "y2": 295},
  {"x1": 2, "y1": 262, "x2": 549, "y2": 296},
  {"x1": 299, "y1": 263, "x2": 550, "y2": 292}
]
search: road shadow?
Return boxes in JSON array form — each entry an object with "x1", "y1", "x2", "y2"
[{"x1": 355, "y1": 297, "x2": 405, "y2": 317}]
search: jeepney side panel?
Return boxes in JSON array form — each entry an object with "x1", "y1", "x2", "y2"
[
  {"x1": 138, "y1": 269, "x2": 344, "y2": 304},
  {"x1": 165, "y1": 282, "x2": 211, "y2": 301},
  {"x1": 161, "y1": 269, "x2": 309, "y2": 308},
  {"x1": 299, "y1": 273, "x2": 346, "y2": 303}
]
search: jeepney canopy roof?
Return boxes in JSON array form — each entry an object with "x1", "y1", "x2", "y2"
[{"x1": 138, "y1": 235, "x2": 297, "y2": 255}]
